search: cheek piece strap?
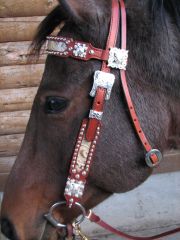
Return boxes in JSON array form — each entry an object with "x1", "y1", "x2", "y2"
[{"x1": 43, "y1": 0, "x2": 179, "y2": 239}]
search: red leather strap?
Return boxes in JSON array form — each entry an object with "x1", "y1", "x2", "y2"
[
  {"x1": 87, "y1": 211, "x2": 180, "y2": 240},
  {"x1": 47, "y1": 36, "x2": 109, "y2": 61},
  {"x1": 119, "y1": 0, "x2": 158, "y2": 164},
  {"x1": 86, "y1": 0, "x2": 120, "y2": 141},
  {"x1": 86, "y1": 88, "x2": 106, "y2": 141}
]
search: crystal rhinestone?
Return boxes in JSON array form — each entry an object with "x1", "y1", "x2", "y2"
[
  {"x1": 82, "y1": 171, "x2": 87, "y2": 176},
  {"x1": 89, "y1": 50, "x2": 95, "y2": 55},
  {"x1": 72, "y1": 169, "x2": 76, "y2": 174},
  {"x1": 69, "y1": 198, "x2": 74, "y2": 203},
  {"x1": 73, "y1": 43, "x2": 88, "y2": 58},
  {"x1": 87, "y1": 161, "x2": 91, "y2": 164},
  {"x1": 75, "y1": 174, "x2": 80, "y2": 179}
]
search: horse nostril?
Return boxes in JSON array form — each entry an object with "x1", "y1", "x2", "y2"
[{"x1": 1, "y1": 218, "x2": 18, "y2": 240}]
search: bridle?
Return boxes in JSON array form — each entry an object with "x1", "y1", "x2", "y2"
[{"x1": 44, "y1": 0, "x2": 180, "y2": 239}]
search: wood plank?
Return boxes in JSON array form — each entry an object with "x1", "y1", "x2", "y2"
[
  {"x1": 0, "y1": 64, "x2": 44, "y2": 89},
  {"x1": 0, "y1": 0, "x2": 57, "y2": 17},
  {"x1": 0, "y1": 134, "x2": 24, "y2": 157},
  {"x1": 154, "y1": 150, "x2": 180, "y2": 174},
  {"x1": 0, "y1": 87, "x2": 38, "y2": 112},
  {"x1": 0, "y1": 111, "x2": 30, "y2": 135},
  {"x1": 0, "y1": 17, "x2": 44, "y2": 42},
  {"x1": 0, "y1": 174, "x2": 9, "y2": 192},
  {"x1": 0, "y1": 41, "x2": 46, "y2": 66},
  {"x1": 0, "y1": 156, "x2": 16, "y2": 173}
]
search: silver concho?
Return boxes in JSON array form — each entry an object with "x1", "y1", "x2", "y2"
[
  {"x1": 65, "y1": 178, "x2": 85, "y2": 198},
  {"x1": 108, "y1": 48, "x2": 128, "y2": 70},
  {"x1": 73, "y1": 43, "x2": 88, "y2": 58},
  {"x1": 90, "y1": 70, "x2": 115, "y2": 100}
]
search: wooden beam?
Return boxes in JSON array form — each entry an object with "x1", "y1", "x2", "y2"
[
  {"x1": 0, "y1": 174, "x2": 9, "y2": 192},
  {"x1": 0, "y1": 0, "x2": 58, "y2": 17},
  {"x1": 0, "y1": 41, "x2": 46, "y2": 66},
  {"x1": 0, "y1": 64, "x2": 44, "y2": 89},
  {"x1": 0, "y1": 134, "x2": 24, "y2": 157},
  {"x1": 0, "y1": 17, "x2": 44, "y2": 42},
  {"x1": 0, "y1": 111, "x2": 30, "y2": 135},
  {"x1": 153, "y1": 150, "x2": 180, "y2": 174},
  {"x1": 0, "y1": 87, "x2": 38, "y2": 112},
  {"x1": 0, "y1": 156, "x2": 16, "y2": 173}
]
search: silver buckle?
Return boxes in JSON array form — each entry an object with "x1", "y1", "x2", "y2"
[
  {"x1": 90, "y1": 70, "x2": 115, "y2": 100},
  {"x1": 108, "y1": 48, "x2": 128, "y2": 70},
  {"x1": 89, "y1": 110, "x2": 103, "y2": 120},
  {"x1": 145, "y1": 149, "x2": 163, "y2": 168}
]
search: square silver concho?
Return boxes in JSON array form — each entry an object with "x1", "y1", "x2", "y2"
[
  {"x1": 90, "y1": 71, "x2": 115, "y2": 100},
  {"x1": 108, "y1": 48, "x2": 128, "y2": 70}
]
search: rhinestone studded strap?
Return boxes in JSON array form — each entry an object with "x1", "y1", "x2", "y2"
[
  {"x1": 46, "y1": 36, "x2": 109, "y2": 61},
  {"x1": 85, "y1": 0, "x2": 120, "y2": 141},
  {"x1": 64, "y1": 0, "x2": 120, "y2": 207}
]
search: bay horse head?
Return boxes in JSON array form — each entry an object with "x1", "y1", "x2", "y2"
[{"x1": 1, "y1": 0, "x2": 180, "y2": 239}]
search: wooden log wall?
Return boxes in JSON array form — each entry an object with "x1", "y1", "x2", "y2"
[{"x1": 0, "y1": 0, "x2": 58, "y2": 191}]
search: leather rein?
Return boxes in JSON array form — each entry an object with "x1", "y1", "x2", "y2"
[{"x1": 44, "y1": 0, "x2": 180, "y2": 239}]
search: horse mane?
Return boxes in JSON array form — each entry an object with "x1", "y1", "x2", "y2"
[
  {"x1": 152, "y1": 0, "x2": 180, "y2": 28},
  {"x1": 31, "y1": 0, "x2": 180, "y2": 55}
]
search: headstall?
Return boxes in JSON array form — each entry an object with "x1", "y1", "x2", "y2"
[{"x1": 43, "y1": 0, "x2": 178, "y2": 239}]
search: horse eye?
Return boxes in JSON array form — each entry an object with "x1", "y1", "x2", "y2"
[{"x1": 45, "y1": 97, "x2": 69, "y2": 114}]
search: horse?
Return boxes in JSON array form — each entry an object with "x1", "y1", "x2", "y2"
[{"x1": 1, "y1": 0, "x2": 180, "y2": 239}]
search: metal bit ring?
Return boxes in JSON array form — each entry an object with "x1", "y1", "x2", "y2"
[{"x1": 44, "y1": 201, "x2": 86, "y2": 228}]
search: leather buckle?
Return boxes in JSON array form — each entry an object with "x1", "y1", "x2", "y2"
[
  {"x1": 108, "y1": 47, "x2": 128, "y2": 70},
  {"x1": 90, "y1": 70, "x2": 115, "y2": 100},
  {"x1": 145, "y1": 149, "x2": 163, "y2": 168}
]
